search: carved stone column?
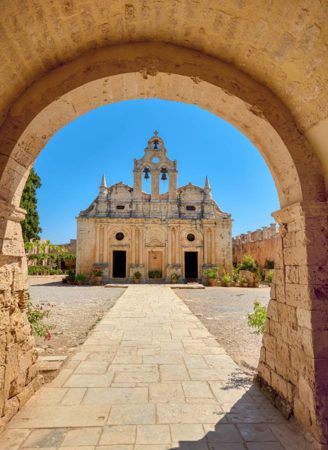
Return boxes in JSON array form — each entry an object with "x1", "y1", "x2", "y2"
[
  {"x1": 151, "y1": 170, "x2": 159, "y2": 200},
  {"x1": 131, "y1": 226, "x2": 136, "y2": 265},
  {"x1": 257, "y1": 202, "x2": 328, "y2": 446},
  {"x1": 133, "y1": 170, "x2": 142, "y2": 199},
  {"x1": 204, "y1": 228, "x2": 211, "y2": 264},
  {"x1": 135, "y1": 228, "x2": 139, "y2": 265},
  {"x1": 95, "y1": 224, "x2": 99, "y2": 262},
  {"x1": 171, "y1": 227, "x2": 176, "y2": 265}
]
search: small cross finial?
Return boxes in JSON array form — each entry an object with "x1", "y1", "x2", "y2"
[{"x1": 154, "y1": 130, "x2": 158, "y2": 136}]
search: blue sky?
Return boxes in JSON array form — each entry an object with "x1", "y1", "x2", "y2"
[{"x1": 34, "y1": 99, "x2": 279, "y2": 243}]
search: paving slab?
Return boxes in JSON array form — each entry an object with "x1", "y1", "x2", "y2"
[{"x1": 0, "y1": 285, "x2": 313, "y2": 449}]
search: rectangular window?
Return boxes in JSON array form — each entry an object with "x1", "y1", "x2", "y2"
[
  {"x1": 116, "y1": 205, "x2": 125, "y2": 210},
  {"x1": 186, "y1": 205, "x2": 196, "y2": 211}
]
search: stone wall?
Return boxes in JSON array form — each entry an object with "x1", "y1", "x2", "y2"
[
  {"x1": 233, "y1": 224, "x2": 279, "y2": 268},
  {"x1": 0, "y1": 255, "x2": 42, "y2": 432},
  {"x1": 0, "y1": 203, "x2": 43, "y2": 431},
  {"x1": 257, "y1": 203, "x2": 328, "y2": 445}
]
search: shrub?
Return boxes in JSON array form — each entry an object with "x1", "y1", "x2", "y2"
[
  {"x1": 239, "y1": 276, "x2": 249, "y2": 287},
  {"x1": 28, "y1": 265, "x2": 50, "y2": 275},
  {"x1": 221, "y1": 273, "x2": 232, "y2": 286},
  {"x1": 133, "y1": 271, "x2": 142, "y2": 279},
  {"x1": 170, "y1": 272, "x2": 180, "y2": 282},
  {"x1": 264, "y1": 259, "x2": 275, "y2": 270},
  {"x1": 203, "y1": 267, "x2": 218, "y2": 279},
  {"x1": 266, "y1": 270, "x2": 274, "y2": 284},
  {"x1": 27, "y1": 301, "x2": 53, "y2": 339},
  {"x1": 231, "y1": 269, "x2": 239, "y2": 283},
  {"x1": 75, "y1": 273, "x2": 88, "y2": 285},
  {"x1": 148, "y1": 270, "x2": 162, "y2": 279},
  {"x1": 238, "y1": 255, "x2": 259, "y2": 274},
  {"x1": 93, "y1": 269, "x2": 103, "y2": 277},
  {"x1": 49, "y1": 268, "x2": 63, "y2": 275},
  {"x1": 247, "y1": 301, "x2": 267, "y2": 334},
  {"x1": 62, "y1": 270, "x2": 76, "y2": 284}
]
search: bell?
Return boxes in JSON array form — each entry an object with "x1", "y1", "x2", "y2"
[
  {"x1": 144, "y1": 171, "x2": 150, "y2": 179},
  {"x1": 153, "y1": 140, "x2": 159, "y2": 149},
  {"x1": 161, "y1": 172, "x2": 167, "y2": 180}
]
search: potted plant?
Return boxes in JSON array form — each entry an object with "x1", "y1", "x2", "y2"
[
  {"x1": 170, "y1": 272, "x2": 180, "y2": 284},
  {"x1": 148, "y1": 270, "x2": 162, "y2": 279},
  {"x1": 92, "y1": 269, "x2": 103, "y2": 285},
  {"x1": 133, "y1": 271, "x2": 142, "y2": 284},
  {"x1": 239, "y1": 276, "x2": 249, "y2": 287},
  {"x1": 75, "y1": 273, "x2": 87, "y2": 285},
  {"x1": 231, "y1": 268, "x2": 239, "y2": 285},
  {"x1": 62, "y1": 270, "x2": 76, "y2": 284},
  {"x1": 203, "y1": 267, "x2": 218, "y2": 286},
  {"x1": 221, "y1": 273, "x2": 232, "y2": 287},
  {"x1": 237, "y1": 255, "x2": 260, "y2": 288}
]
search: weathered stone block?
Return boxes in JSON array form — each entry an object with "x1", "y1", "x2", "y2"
[
  {"x1": 271, "y1": 371, "x2": 289, "y2": 399},
  {"x1": 17, "y1": 381, "x2": 35, "y2": 406},
  {"x1": 26, "y1": 363, "x2": 37, "y2": 384},
  {"x1": 283, "y1": 245, "x2": 307, "y2": 265},
  {"x1": 296, "y1": 307, "x2": 312, "y2": 329},
  {"x1": 285, "y1": 265, "x2": 299, "y2": 284},
  {"x1": 270, "y1": 283, "x2": 276, "y2": 299},
  {"x1": 265, "y1": 349, "x2": 276, "y2": 371},
  {"x1": 257, "y1": 361, "x2": 271, "y2": 384},
  {"x1": 274, "y1": 281, "x2": 286, "y2": 303},
  {"x1": 262, "y1": 333, "x2": 276, "y2": 355},
  {"x1": 274, "y1": 341, "x2": 290, "y2": 374},
  {"x1": 299, "y1": 374, "x2": 315, "y2": 412},
  {"x1": 300, "y1": 326, "x2": 315, "y2": 358},
  {"x1": 5, "y1": 344, "x2": 19, "y2": 384},
  {"x1": 285, "y1": 283, "x2": 312, "y2": 309},
  {"x1": 3, "y1": 396, "x2": 19, "y2": 423}
]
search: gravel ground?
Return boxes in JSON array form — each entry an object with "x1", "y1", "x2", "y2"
[
  {"x1": 29, "y1": 277, "x2": 125, "y2": 356},
  {"x1": 175, "y1": 286, "x2": 270, "y2": 377},
  {"x1": 28, "y1": 277, "x2": 269, "y2": 377}
]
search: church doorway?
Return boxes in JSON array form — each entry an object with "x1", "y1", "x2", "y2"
[
  {"x1": 184, "y1": 252, "x2": 198, "y2": 280},
  {"x1": 148, "y1": 250, "x2": 163, "y2": 278},
  {"x1": 112, "y1": 251, "x2": 126, "y2": 278}
]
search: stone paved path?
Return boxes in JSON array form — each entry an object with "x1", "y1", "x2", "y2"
[{"x1": 0, "y1": 286, "x2": 312, "y2": 450}]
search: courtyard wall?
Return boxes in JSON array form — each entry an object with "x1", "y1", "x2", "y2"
[{"x1": 233, "y1": 224, "x2": 279, "y2": 269}]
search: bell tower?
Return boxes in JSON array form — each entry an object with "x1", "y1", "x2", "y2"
[{"x1": 133, "y1": 132, "x2": 178, "y2": 217}]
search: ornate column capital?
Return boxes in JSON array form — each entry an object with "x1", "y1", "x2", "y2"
[
  {"x1": 0, "y1": 199, "x2": 26, "y2": 223},
  {"x1": 272, "y1": 201, "x2": 328, "y2": 224}
]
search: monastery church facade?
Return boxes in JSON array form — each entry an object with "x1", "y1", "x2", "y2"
[{"x1": 76, "y1": 132, "x2": 232, "y2": 281}]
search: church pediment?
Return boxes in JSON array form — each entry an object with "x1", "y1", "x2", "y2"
[{"x1": 146, "y1": 238, "x2": 165, "y2": 247}]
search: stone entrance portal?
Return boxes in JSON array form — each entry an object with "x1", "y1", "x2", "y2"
[
  {"x1": 0, "y1": 6, "x2": 328, "y2": 442},
  {"x1": 112, "y1": 250, "x2": 126, "y2": 278},
  {"x1": 184, "y1": 251, "x2": 198, "y2": 279}
]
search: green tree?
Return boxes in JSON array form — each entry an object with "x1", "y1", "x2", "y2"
[{"x1": 20, "y1": 168, "x2": 42, "y2": 242}]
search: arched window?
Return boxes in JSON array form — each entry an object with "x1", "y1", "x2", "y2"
[
  {"x1": 159, "y1": 167, "x2": 168, "y2": 194},
  {"x1": 142, "y1": 167, "x2": 151, "y2": 193}
]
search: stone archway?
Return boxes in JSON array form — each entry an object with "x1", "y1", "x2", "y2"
[{"x1": 0, "y1": 40, "x2": 327, "y2": 447}]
